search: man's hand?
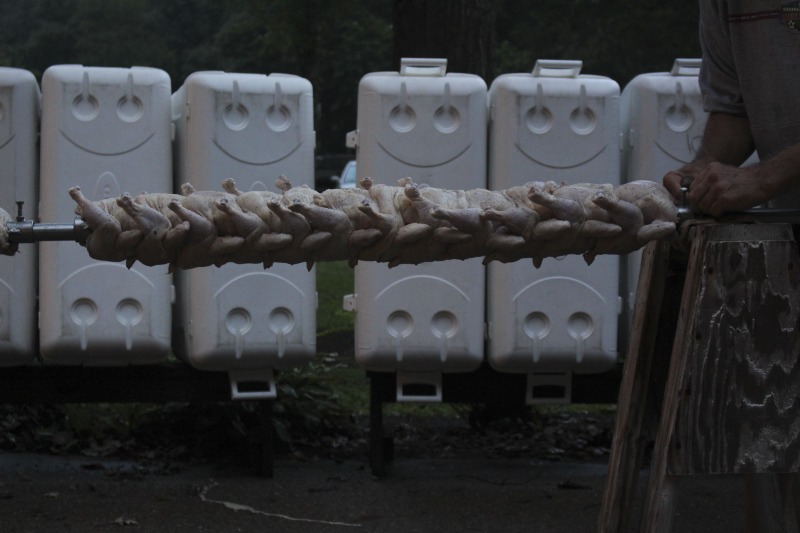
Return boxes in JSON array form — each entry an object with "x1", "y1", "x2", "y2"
[
  {"x1": 662, "y1": 112, "x2": 762, "y2": 216},
  {"x1": 676, "y1": 162, "x2": 771, "y2": 217},
  {"x1": 664, "y1": 143, "x2": 800, "y2": 216},
  {"x1": 663, "y1": 160, "x2": 711, "y2": 201}
]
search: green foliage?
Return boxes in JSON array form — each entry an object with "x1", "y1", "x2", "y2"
[
  {"x1": 0, "y1": 402, "x2": 176, "y2": 457},
  {"x1": 316, "y1": 260, "x2": 355, "y2": 336},
  {"x1": 273, "y1": 353, "x2": 358, "y2": 451},
  {"x1": 64, "y1": 402, "x2": 162, "y2": 441},
  {"x1": 69, "y1": 0, "x2": 168, "y2": 68}
]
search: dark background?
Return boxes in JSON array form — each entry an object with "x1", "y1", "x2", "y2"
[{"x1": 0, "y1": 0, "x2": 702, "y2": 172}]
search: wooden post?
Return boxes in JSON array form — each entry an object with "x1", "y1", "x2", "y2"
[
  {"x1": 598, "y1": 240, "x2": 672, "y2": 533},
  {"x1": 643, "y1": 224, "x2": 800, "y2": 532}
]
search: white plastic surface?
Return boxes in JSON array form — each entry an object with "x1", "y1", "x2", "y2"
[
  {"x1": 0, "y1": 68, "x2": 40, "y2": 366},
  {"x1": 351, "y1": 58, "x2": 487, "y2": 377},
  {"x1": 620, "y1": 59, "x2": 707, "y2": 323},
  {"x1": 172, "y1": 71, "x2": 316, "y2": 372},
  {"x1": 620, "y1": 59, "x2": 706, "y2": 186},
  {"x1": 38, "y1": 65, "x2": 174, "y2": 365},
  {"x1": 487, "y1": 59, "x2": 621, "y2": 376},
  {"x1": 353, "y1": 266, "x2": 485, "y2": 373}
]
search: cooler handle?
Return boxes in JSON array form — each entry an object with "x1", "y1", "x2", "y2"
[
  {"x1": 532, "y1": 59, "x2": 583, "y2": 78},
  {"x1": 396, "y1": 371, "x2": 443, "y2": 402},
  {"x1": 400, "y1": 58, "x2": 448, "y2": 77},
  {"x1": 229, "y1": 368, "x2": 278, "y2": 400},
  {"x1": 670, "y1": 58, "x2": 702, "y2": 76},
  {"x1": 526, "y1": 371, "x2": 572, "y2": 405}
]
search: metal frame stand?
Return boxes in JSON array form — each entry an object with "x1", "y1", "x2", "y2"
[{"x1": 367, "y1": 363, "x2": 622, "y2": 478}]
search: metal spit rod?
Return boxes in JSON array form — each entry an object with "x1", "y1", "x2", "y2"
[
  {"x1": 5, "y1": 202, "x2": 90, "y2": 245},
  {"x1": 6, "y1": 189, "x2": 800, "y2": 247}
]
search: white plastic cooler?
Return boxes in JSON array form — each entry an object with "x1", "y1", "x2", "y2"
[
  {"x1": 172, "y1": 71, "x2": 316, "y2": 399},
  {"x1": 39, "y1": 65, "x2": 174, "y2": 365},
  {"x1": 487, "y1": 60, "x2": 621, "y2": 403},
  {"x1": 621, "y1": 59, "x2": 706, "y2": 184},
  {"x1": 0, "y1": 68, "x2": 40, "y2": 365},
  {"x1": 620, "y1": 58, "x2": 706, "y2": 319},
  {"x1": 346, "y1": 58, "x2": 487, "y2": 401}
]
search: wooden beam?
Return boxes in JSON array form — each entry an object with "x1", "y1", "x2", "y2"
[
  {"x1": 641, "y1": 225, "x2": 710, "y2": 532},
  {"x1": 597, "y1": 240, "x2": 672, "y2": 533}
]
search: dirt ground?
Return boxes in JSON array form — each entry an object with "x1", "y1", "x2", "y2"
[
  {"x1": 0, "y1": 402, "x2": 754, "y2": 533},
  {"x1": 0, "y1": 451, "x2": 752, "y2": 533},
  {"x1": 0, "y1": 332, "x2": 755, "y2": 532}
]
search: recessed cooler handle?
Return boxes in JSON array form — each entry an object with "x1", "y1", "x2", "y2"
[
  {"x1": 526, "y1": 372, "x2": 572, "y2": 405},
  {"x1": 396, "y1": 372, "x2": 443, "y2": 402},
  {"x1": 229, "y1": 368, "x2": 278, "y2": 400}
]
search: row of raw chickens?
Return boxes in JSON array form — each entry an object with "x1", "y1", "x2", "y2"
[{"x1": 61, "y1": 176, "x2": 678, "y2": 270}]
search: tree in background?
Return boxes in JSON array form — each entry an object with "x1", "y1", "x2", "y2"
[
  {"x1": 494, "y1": 0, "x2": 701, "y2": 86},
  {"x1": 393, "y1": 0, "x2": 496, "y2": 81},
  {"x1": 0, "y1": 0, "x2": 78, "y2": 74},
  {"x1": 0, "y1": 0, "x2": 700, "y2": 155},
  {"x1": 196, "y1": 0, "x2": 393, "y2": 156},
  {"x1": 391, "y1": 0, "x2": 700, "y2": 88}
]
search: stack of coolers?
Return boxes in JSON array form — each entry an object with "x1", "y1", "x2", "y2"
[
  {"x1": 487, "y1": 60, "x2": 622, "y2": 403},
  {"x1": 171, "y1": 72, "x2": 317, "y2": 399},
  {"x1": 0, "y1": 59, "x2": 704, "y2": 406},
  {"x1": 620, "y1": 58, "x2": 706, "y2": 319},
  {"x1": 346, "y1": 58, "x2": 488, "y2": 401},
  {"x1": 0, "y1": 68, "x2": 40, "y2": 366},
  {"x1": 39, "y1": 65, "x2": 174, "y2": 365}
]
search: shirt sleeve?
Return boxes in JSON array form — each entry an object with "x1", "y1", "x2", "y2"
[{"x1": 699, "y1": 0, "x2": 747, "y2": 116}]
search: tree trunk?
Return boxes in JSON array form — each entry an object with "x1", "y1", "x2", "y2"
[{"x1": 393, "y1": 0, "x2": 496, "y2": 81}]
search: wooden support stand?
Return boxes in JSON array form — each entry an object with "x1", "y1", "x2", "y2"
[{"x1": 599, "y1": 223, "x2": 800, "y2": 532}]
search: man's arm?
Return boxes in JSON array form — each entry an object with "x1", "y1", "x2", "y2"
[
  {"x1": 663, "y1": 112, "x2": 754, "y2": 199},
  {"x1": 662, "y1": 112, "x2": 800, "y2": 216}
]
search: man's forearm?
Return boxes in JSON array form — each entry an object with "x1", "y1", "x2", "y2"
[
  {"x1": 700, "y1": 112, "x2": 800, "y2": 201},
  {"x1": 694, "y1": 112, "x2": 755, "y2": 167},
  {"x1": 674, "y1": 112, "x2": 800, "y2": 213},
  {"x1": 755, "y1": 142, "x2": 800, "y2": 201},
  {"x1": 662, "y1": 112, "x2": 754, "y2": 199}
]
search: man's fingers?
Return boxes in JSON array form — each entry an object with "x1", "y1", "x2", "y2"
[
  {"x1": 687, "y1": 176, "x2": 710, "y2": 212},
  {"x1": 662, "y1": 171, "x2": 685, "y2": 199}
]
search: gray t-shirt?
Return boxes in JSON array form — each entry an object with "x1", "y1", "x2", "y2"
[{"x1": 700, "y1": 1, "x2": 800, "y2": 173}]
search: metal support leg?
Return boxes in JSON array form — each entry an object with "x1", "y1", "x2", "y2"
[
  {"x1": 369, "y1": 375, "x2": 388, "y2": 478},
  {"x1": 252, "y1": 400, "x2": 274, "y2": 478}
]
